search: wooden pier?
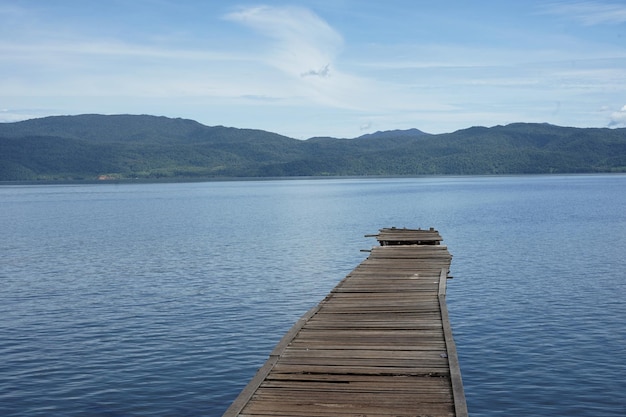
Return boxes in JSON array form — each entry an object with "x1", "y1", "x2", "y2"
[{"x1": 224, "y1": 227, "x2": 467, "y2": 417}]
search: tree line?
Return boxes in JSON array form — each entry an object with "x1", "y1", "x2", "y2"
[{"x1": 1, "y1": 115, "x2": 625, "y2": 181}]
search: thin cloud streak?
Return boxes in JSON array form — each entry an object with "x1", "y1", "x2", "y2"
[
  {"x1": 539, "y1": 1, "x2": 626, "y2": 25},
  {"x1": 0, "y1": 40, "x2": 250, "y2": 62},
  {"x1": 223, "y1": 5, "x2": 402, "y2": 113}
]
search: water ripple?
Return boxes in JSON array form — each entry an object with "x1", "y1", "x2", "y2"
[{"x1": 1, "y1": 176, "x2": 625, "y2": 416}]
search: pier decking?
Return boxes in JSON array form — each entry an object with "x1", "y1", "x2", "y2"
[{"x1": 224, "y1": 227, "x2": 467, "y2": 417}]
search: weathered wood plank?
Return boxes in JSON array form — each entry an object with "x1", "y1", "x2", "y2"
[
  {"x1": 224, "y1": 228, "x2": 466, "y2": 417},
  {"x1": 287, "y1": 342, "x2": 447, "y2": 351}
]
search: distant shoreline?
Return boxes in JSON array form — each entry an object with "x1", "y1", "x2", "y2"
[{"x1": 2, "y1": 172, "x2": 625, "y2": 187}]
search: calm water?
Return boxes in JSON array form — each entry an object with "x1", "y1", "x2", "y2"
[{"x1": 1, "y1": 175, "x2": 625, "y2": 416}]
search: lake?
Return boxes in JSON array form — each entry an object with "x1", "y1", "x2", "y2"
[{"x1": 1, "y1": 175, "x2": 625, "y2": 416}]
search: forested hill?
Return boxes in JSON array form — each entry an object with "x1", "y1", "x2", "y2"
[{"x1": 1, "y1": 114, "x2": 625, "y2": 181}]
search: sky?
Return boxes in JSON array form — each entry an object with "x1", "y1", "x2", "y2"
[{"x1": 1, "y1": 1, "x2": 626, "y2": 139}]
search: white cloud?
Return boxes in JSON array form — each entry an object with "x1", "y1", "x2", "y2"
[
  {"x1": 220, "y1": 6, "x2": 465, "y2": 117},
  {"x1": 0, "y1": 108, "x2": 43, "y2": 123},
  {"x1": 609, "y1": 105, "x2": 626, "y2": 127},
  {"x1": 359, "y1": 121, "x2": 372, "y2": 131},
  {"x1": 540, "y1": 1, "x2": 626, "y2": 25},
  {"x1": 223, "y1": 5, "x2": 388, "y2": 112},
  {"x1": 224, "y1": 6, "x2": 343, "y2": 78}
]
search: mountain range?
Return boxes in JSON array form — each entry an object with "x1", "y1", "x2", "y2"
[{"x1": 1, "y1": 114, "x2": 625, "y2": 181}]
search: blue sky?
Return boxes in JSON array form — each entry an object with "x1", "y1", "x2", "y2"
[{"x1": 1, "y1": 1, "x2": 626, "y2": 138}]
